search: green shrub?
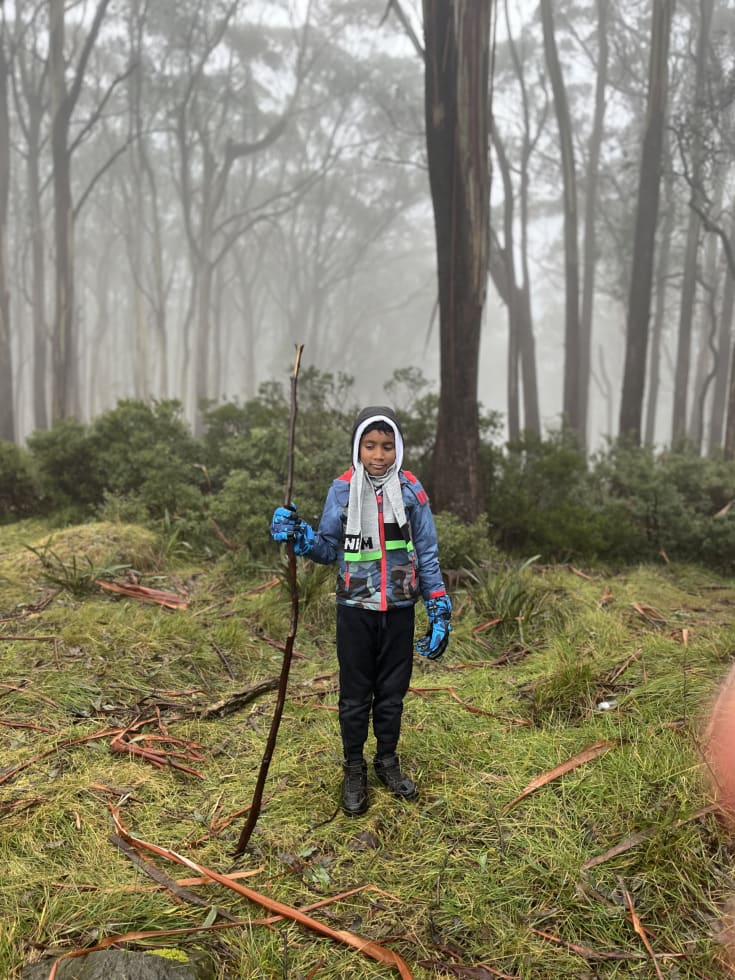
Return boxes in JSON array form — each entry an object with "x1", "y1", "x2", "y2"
[
  {"x1": 433, "y1": 511, "x2": 495, "y2": 571},
  {"x1": 87, "y1": 400, "x2": 203, "y2": 519},
  {"x1": 27, "y1": 418, "x2": 101, "y2": 516},
  {"x1": 0, "y1": 442, "x2": 41, "y2": 522}
]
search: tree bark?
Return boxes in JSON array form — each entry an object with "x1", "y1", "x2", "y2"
[
  {"x1": 0, "y1": 17, "x2": 14, "y2": 441},
  {"x1": 710, "y1": 236, "x2": 734, "y2": 453},
  {"x1": 619, "y1": 0, "x2": 674, "y2": 443},
  {"x1": 424, "y1": 0, "x2": 492, "y2": 520},
  {"x1": 643, "y1": 140, "x2": 675, "y2": 446},
  {"x1": 540, "y1": 0, "x2": 581, "y2": 438},
  {"x1": 671, "y1": 0, "x2": 713, "y2": 445},
  {"x1": 579, "y1": 0, "x2": 608, "y2": 450},
  {"x1": 49, "y1": 0, "x2": 113, "y2": 423}
]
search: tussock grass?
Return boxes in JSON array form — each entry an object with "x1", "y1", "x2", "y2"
[{"x1": 2, "y1": 522, "x2": 735, "y2": 977}]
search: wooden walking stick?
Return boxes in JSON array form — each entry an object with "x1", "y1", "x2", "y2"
[{"x1": 234, "y1": 344, "x2": 304, "y2": 858}]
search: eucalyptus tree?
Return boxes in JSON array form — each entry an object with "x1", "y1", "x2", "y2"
[
  {"x1": 10, "y1": 1, "x2": 51, "y2": 433},
  {"x1": 489, "y1": 1, "x2": 543, "y2": 441},
  {"x1": 257, "y1": 19, "x2": 429, "y2": 380},
  {"x1": 47, "y1": 0, "x2": 135, "y2": 422},
  {"x1": 423, "y1": 0, "x2": 493, "y2": 520},
  {"x1": 0, "y1": 7, "x2": 13, "y2": 441},
  {"x1": 618, "y1": 0, "x2": 675, "y2": 444},
  {"x1": 144, "y1": 0, "x2": 309, "y2": 431},
  {"x1": 540, "y1": 0, "x2": 581, "y2": 440},
  {"x1": 671, "y1": 0, "x2": 714, "y2": 446}
]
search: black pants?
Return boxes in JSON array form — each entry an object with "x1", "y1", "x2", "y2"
[{"x1": 336, "y1": 603, "x2": 415, "y2": 762}]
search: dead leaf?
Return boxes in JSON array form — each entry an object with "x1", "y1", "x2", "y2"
[{"x1": 501, "y1": 740, "x2": 616, "y2": 814}]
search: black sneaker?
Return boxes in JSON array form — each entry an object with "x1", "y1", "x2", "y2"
[
  {"x1": 374, "y1": 753, "x2": 417, "y2": 800},
  {"x1": 342, "y1": 759, "x2": 368, "y2": 815}
]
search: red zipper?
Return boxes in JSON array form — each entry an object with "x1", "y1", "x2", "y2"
[{"x1": 378, "y1": 495, "x2": 387, "y2": 611}]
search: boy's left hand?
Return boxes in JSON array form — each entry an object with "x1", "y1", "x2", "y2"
[{"x1": 417, "y1": 595, "x2": 452, "y2": 660}]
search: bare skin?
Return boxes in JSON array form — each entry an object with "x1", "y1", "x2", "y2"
[{"x1": 359, "y1": 430, "x2": 396, "y2": 478}]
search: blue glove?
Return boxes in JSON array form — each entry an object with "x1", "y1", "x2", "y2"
[
  {"x1": 416, "y1": 594, "x2": 452, "y2": 660},
  {"x1": 270, "y1": 504, "x2": 315, "y2": 556}
]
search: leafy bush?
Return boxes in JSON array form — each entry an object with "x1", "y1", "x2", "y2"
[
  {"x1": 88, "y1": 399, "x2": 203, "y2": 519},
  {"x1": 433, "y1": 511, "x2": 495, "y2": 571},
  {"x1": 0, "y1": 442, "x2": 41, "y2": 522},
  {"x1": 13, "y1": 381, "x2": 735, "y2": 575},
  {"x1": 489, "y1": 429, "x2": 600, "y2": 559},
  {"x1": 27, "y1": 418, "x2": 101, "y2": 516}
]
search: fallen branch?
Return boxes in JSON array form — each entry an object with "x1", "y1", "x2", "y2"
[
  {"x1": 417, "y1": 959, "x2": 518, "y2": 978},
  {"x1": 501, "y1": 740, "x2": 616, "y2": 814},
  {"x1": 109, "y1": 719, "x2": 205, "y2": 778},
  {"x1": 409, "y1": 686, "x2": 508, "y2": 719},
  {"x1": 0, "y1": 727, "x2": 120, "y2": 785},
  {"x1": 234, "y1": 344, "x2": 304, "y2": 857},
  {"x1": 109, "y1": 833, "x2": 240, "y2": 921},
  {"x1": 581, "y1": 805, "x2": 718, "y2": 870},
  {"x1": 530, "y1": 927, "x2": 641, "y2": 962},
  {"x1": 196, "y1": 678, "x2": 280, "y2": 719},
  {"x1": 110, "y1": 808, "x2": 414, "y2": 979},
  {"x1": 624, "y1": 888, "x2": 664, "y2": 979},
  {"x1": 96, "y1": 580, "x2": 189, "y2": 610}
]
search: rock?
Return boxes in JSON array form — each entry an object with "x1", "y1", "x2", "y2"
[{"x1": 22, "y1": 948, "x2": 215, "y2": 980}]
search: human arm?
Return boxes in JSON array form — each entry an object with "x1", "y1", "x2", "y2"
[
  {"x1": 408, "y1": 486, "x2": 452, "y2": 659},
  {"x1": 269, "y1": 483, "x2": 345, "y2": 564}
]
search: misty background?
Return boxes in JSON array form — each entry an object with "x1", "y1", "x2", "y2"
[{"x1": 1, "y1": 0, "x2": 734, "y2": 455}]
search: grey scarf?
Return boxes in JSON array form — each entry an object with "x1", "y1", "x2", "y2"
[{"x1": 344, "y1": 462, "x2": 408, "y2": 557}]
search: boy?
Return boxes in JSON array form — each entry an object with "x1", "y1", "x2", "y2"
[{"x1": 270, "y1": 406, "x2": 452, "y2": 816}]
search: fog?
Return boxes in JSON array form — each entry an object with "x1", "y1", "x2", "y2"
[{"x1": 2, "y1": 0, "x2": 733, "y2": 455}]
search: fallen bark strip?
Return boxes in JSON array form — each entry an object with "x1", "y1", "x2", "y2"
[
  {"x1": 417, "y1": 959, "x2": 518, "y2": 978},
  {"x1": 196, "y1": 678, "x2": 280, "y2": 719},
  {"x1": 582, "y1": 805, "x2": 718, "y2": 870},
  {"x1": 0, "y1": 719, "x2": 57, "y2": 733},
  {"x1": 0, "y1": 634, "x2": 58, "y2": 641},
  {"x1": 46, "y1": 883, "x2": 403, "y2": 979},
  {"x1": 409, "y1": 686, "x2": 530, "y2": 725},
  {"x1": 501, "y1": 740, "x2": 617, "y2": 814},
  {"x1": 110, "y1": 808, "x2": 414, "y2": 979},
  {"x1": 0, "y1": 683, "x2": 60, "y2": 707},
  {"x1": 624, "y1": 888, "x2": 664, "y2": 979},
  {"x1": 530, "y1": 927, "x2": 642, "y2": 962},
  {"x1": 252, "y1": 628, "x2": 308, "y2": 660},
  {"x1": 109, "y1": 720, "x2": 205, "y2": 778},
  {"x1": 0, "y1": 727, "x2": 120, "y2": 785},
  {"x1": 96, "y1": 580, "x2": 189, "y2": 610},
  {"x1": 2, "y1": 716, "x2": 206, "y2": 786},
  {"x1": 109, "y1": 833, "x2": 240, "y2": 922}
]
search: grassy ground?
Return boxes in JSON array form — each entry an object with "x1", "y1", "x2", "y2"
[{"x1": 2, "y1": 519, "x2": 735, "y2": 978}]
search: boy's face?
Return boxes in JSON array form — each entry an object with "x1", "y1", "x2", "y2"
[{"x1": 359, "y1": 427, "x2": 397, "y2": 477}]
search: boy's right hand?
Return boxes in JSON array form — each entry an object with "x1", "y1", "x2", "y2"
[
  {"x1": 270, "y1": 504, "x2": 299, "y2": 541},
  {"x1": 270, "y1": 504, "x2": 314, "y2": 556}
]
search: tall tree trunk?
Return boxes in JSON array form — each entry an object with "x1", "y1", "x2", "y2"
[
  {"x1": 540, "y1": 0, "x2": 580, "y2": 437},
  {"x1": 725, "y1": 339, "x2": 735, "y2": 459},
  {"x1": 14, "y1": 18, "x2": 50, "y2": 431},
  {"x1": 491, "y1": 130, "x2": 520, "y2": 441},
  {"x1": 644, "y1": 143, "x2": 675, "y2": 446},
  {"x1": 28, "y1": 113, "x2": 48, "y2": 431},
  {"x1": 49, "y1": 0, "x2": 75, "y2": 422},
  {"x1": 48, "y1": 0, "x2": 112, "y2": 422},
  {"x1": 424, "y1": 0, "x2": 492, "y2": 519},
  {"x1": 619, "y1": 0, "x2": 674, "y2": 443},
  {"x1": 501, "y1": 0, "x2": 539, "y2": 436},
  {"x1": 0, "y1": 19, "x2": 14, "y2": 441},
  {"x1": 579, "y1": 0, "x2": 608, "y2": 449},
  {"x1": 671, "y1": 0, "x2": 713, "y2": 445},
  {"x1": 689, "y1": 179, "x2": 723, "y2": 452},
  {"x1": 710, "y1": 240, "x2": 734, "y2": 453}
]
